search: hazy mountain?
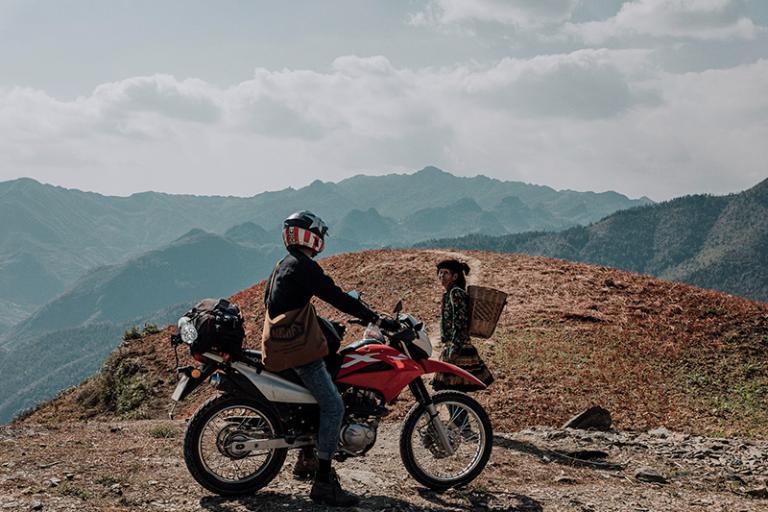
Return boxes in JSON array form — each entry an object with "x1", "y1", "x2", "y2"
[
  {"x1": 0, "y1": 167, "x2": 651, "y2": 323},
  {"x1": 403, "y1": 198, "x2": 506, "y2": 239},
  {"x1": 223, "y1": 222, "x2": 275, "y2": 247},
  {"x1": 0, "y1": 231, "x2": 282, "y2": 422},
  {"x1": 417, "y1": 178, "x2": 768, "y2": 302},
  {"x1": 335, "y1": 208, "x2": 399, "y2": 244}
]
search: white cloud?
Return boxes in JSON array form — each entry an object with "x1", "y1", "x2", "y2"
[
  {"x1": 409, "y1": 0, "x2": 579, "y2": 28},
  {"x1": 566, "y1": 0, "x2": 763, "y2": 43},
  {"x1": 0, "y1": 53, "x2": 766, "y2": 200}
]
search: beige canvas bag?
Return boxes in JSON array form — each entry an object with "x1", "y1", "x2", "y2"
[{"x1": 261, "y1": 261, "x2": 328, "y2": 372}]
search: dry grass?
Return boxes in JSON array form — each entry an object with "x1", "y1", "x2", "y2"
[{"x1": 22, "y1": 249, "x2": 768, "y2": 438}]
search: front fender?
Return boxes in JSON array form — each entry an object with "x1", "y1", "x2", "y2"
[{"x1": 419, "y1": 359, "x2": 487, "y2": 389}]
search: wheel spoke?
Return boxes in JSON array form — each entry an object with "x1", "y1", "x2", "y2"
[
  {"x1": 197, "y1": 404, "x2": 277, "y2": 484},
  {"x1": 407, "y1": 399, "x2": 486, "y2": 483}
]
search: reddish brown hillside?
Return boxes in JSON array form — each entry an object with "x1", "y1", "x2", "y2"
[{"x1": 25, "y1": 249, "x2": 768, "y2": 438}]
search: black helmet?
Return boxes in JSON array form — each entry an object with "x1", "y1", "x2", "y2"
[{"x1": 282, "y1": 210, "x2": 328, "y2": 254}]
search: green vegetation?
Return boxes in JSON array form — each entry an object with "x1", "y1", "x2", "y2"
[
  {"x1": 122, "y1": 323, "x2": 162, "y2": 341},
  {"x1": 122, "y1": 326, "x2": 142, "y2": 341},
  {"x1": 57, "y1": 482, "x2": 91, "y2": 500},
  {"x1": 95, "y1": 475, "x2": 123, "y2": 486},
  {"x1": 141, "y1": 323, "x2": 161, "y2": 336},
  {"x1": 420, "y1": 179, "x2": 768, "y2": 303},
  {"x1": 73, "y1": 350, "x2": 152, "y2": 419},
  {"x1": 148, "y1": 423, "x2": 177, "y2": 439}
]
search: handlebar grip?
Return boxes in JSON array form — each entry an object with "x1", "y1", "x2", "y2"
[{"x1": 348, "y1": 318, "x2": 367, "y2": 326}]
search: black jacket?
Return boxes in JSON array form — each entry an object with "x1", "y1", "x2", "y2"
[{"x1": 264, "y1": 248, "x2": 378, "y2": 323}]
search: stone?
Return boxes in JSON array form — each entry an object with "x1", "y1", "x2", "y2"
[
  {"x1": 563, "y1": 406, "x2": 612, "y2": 431},
  {"x1": 563, "y1": 449, "x2": 609, "y2": 461},
  {"x1": 634, "y1": 467, "x2": 668, "y2": 484},
  {"x1": 746, "y1": 487, "x2": 768, "y2": 499},
  {"x1": 648, "y1": 427, "x2": 672, "y2": 438},
  {"x1": 31, "y1": 503, "x2": 43, "y2": 511}
]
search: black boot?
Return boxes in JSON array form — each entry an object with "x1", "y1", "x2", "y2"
[
  {"x1": 292, "y1": 448, "x2": 316, "y2": 481},
  {"x1": 310, "y1": 469, "x2": 360, "y2": 507}
]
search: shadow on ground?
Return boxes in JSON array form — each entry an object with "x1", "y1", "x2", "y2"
[
  {"x1": 493, "y1": 434, "x2": 625, "y2": 471},
  {"x1": 200, "y1": 487, "x2": 543, "y2": 511}
]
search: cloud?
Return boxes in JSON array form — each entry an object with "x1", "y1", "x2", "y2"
[
  {"x1": 92, "y1": 75, "x2": 222, "y2": 124},
  {"x1": 0, "y1": 54, "x2": 765, "y2": 200},
  {"x1": 566, "y1": 0, "x2": 763, "y2": 43},
  {"x1": 409, "y1": 0, "x2": 579, "y2": 28}
]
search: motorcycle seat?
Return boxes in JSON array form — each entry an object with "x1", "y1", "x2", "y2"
[{"x1": 240, "y1": 349, "x2": 305, "y2": 387}]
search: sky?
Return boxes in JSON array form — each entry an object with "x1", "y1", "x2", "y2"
[{"x1": 1, "y1": 0, "x2": 767, "y2": 201}]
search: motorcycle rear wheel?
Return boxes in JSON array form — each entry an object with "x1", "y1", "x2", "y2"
[
  {"x1": 400, "y1": 391, "x2": 493, "y2": 490},
  {"x1": 183, "y1": 394, "x2": 287, "y2": 496}
]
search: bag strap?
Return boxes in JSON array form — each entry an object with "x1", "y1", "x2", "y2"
[{"x1": 264, "y1": 258, "x2": 284, "y2": 309}]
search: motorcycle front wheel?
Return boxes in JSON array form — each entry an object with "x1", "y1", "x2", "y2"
[
  {"x1": 400, "y1": 390, "x2": 493, "y2": 490},
  {"x1": 183, "y1": 394, "x2": 287, "y2": 496}
]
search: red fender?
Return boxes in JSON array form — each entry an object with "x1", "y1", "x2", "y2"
[{"x1": 419, "y1": 359, "x2": 487, "y2": 389}]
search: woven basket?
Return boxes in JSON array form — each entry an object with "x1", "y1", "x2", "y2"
[{"x1": 467, "y1": 285, "x2": 508, "y2": 339}]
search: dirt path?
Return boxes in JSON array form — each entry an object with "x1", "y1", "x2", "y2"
[{"x1": 2, "y1": 420, "x2": 766, "y2": 511}]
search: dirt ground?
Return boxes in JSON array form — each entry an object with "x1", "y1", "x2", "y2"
[{"x1": 2, "y1": 419, "x2": 767, "y2": 512}]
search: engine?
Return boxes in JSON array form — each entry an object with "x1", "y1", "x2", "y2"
[
  {"x1": 337, "y1": 389, "x2": 385, "y2": 457},
  {"x1": 339, "y1": 422, "x2": 377, "y2": 455}
]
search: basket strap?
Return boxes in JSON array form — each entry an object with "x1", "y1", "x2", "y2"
[{"x1": 448, "y1": 287, "x2": 465, "y2": 350}]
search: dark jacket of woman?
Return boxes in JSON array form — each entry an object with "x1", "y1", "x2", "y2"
[{"x1": 432, "y1": 285, "x2": 494, "y2": 391}]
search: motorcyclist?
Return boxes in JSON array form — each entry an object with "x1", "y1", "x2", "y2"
[{"x1": 264, "y1": 210, "x2": 399, "y2": 507}]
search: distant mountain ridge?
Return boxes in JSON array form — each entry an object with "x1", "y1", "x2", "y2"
[
  {"x1": 0, "y1": 230, "x2": 282, "y2": 422},
  {"x1": 0, "y1": 167, "x2": 651, "y2": 327},
  {"x1": 417, "y1": 178, "x2": 768, "y2": 303}
]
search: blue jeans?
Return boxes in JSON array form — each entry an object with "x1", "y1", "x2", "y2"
[{"x1": 295, "y1": 358, "x2": 344, "y2": 460}]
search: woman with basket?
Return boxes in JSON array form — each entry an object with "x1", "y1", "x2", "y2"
[{"x1": 432, "y1": 259, "x2": 495, "y2": 394}]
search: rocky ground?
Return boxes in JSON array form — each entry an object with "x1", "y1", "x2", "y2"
[
  {"x1": 9, "y1": 249, "x2": 768, "y2": 511},
  {"x1": 2, "y1": 419, "x2": 767, "y2": 512}
]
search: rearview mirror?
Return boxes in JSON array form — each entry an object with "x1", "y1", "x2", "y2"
[{"x1": 393, "y1": 300, "x2": 403, "y2": 314}]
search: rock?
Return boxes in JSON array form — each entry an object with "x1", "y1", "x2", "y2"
[
  {"x1": 45, "y1": 478, "x2": 61, "y2": 488},
  {"x1": 648, "y1": 427, "x2": 672, "y2": 438},
  {"x1": 634, "y1": 467, "x2": 668, "y2": 484},
  {"x1": 110, "y1": 483, "x2": 123, "y2": 496},
  {"x1": 562, "y1": 406, "x2": 612, "y2": 431},
  {"x1": 563, "y1": 449, "x2": 609, "y2": 461},
  {"x1": 746, "y1": 486, "x2": 768, "y2": 499},
  {"x1": 65, "y1": 473, "x2": 75, "y2": 480},
  {"x1": 555, "y1": 475, "x2": 578, "y2": 484},
  {"x1": 31, "y1": 502, "x2": 43, "y2": 511}
]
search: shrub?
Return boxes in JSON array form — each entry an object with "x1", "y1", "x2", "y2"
[
  {"x1": 142, "y1": 323, "x2": 161, "y2": 336},
  {"x1": 58, "y1": 483, "x2": 91, "y2": 500},
  {"x1": 148, "y1": 424, "x2": 177, "y2": 439},
  {"x1": 122, "y1": 326, "x2": 142, "y2": 341},
  {"x1": 99, "y1": 351, "x2": 151, "y2": 416}
]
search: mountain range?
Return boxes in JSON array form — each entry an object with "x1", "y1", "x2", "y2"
[
  {"x1": 417, "y1": 178, "x2": 768, "y2": 302},
  {"x1": 0, "y1": 167, "x2": 651, "y2": 332},
  {"x1": 0, "y1": 167, "x2": 653, "y2": 422}
]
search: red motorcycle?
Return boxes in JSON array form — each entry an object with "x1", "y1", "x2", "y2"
[{"x1": 170, "y1": 297, "x2": 493, "y2": 496}]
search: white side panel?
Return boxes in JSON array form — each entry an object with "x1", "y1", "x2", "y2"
[{"x1": 232, "y1": 362, "x2": 317, "y2": 404}]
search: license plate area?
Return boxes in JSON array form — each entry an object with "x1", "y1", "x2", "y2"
[{"x1": 171, "y1": 375, "x2": 190, "y2": 401}]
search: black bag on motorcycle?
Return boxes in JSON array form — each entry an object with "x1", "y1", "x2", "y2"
[{"x1": 184, "y1": 298, "x2": 245, "y2": 355}]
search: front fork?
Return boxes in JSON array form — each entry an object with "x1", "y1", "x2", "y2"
[{"x1": 408, "y1": 378, "x2": 456, "y2": 456}]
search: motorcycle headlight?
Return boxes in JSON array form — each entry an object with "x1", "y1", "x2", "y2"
[{"x1": 177, "y1": 316, "x2": 198, "y2": 345}]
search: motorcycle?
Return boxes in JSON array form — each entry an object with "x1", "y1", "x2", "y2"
[{"x1": 169, "y1": 294, "x2": 493, "y2": 496}]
